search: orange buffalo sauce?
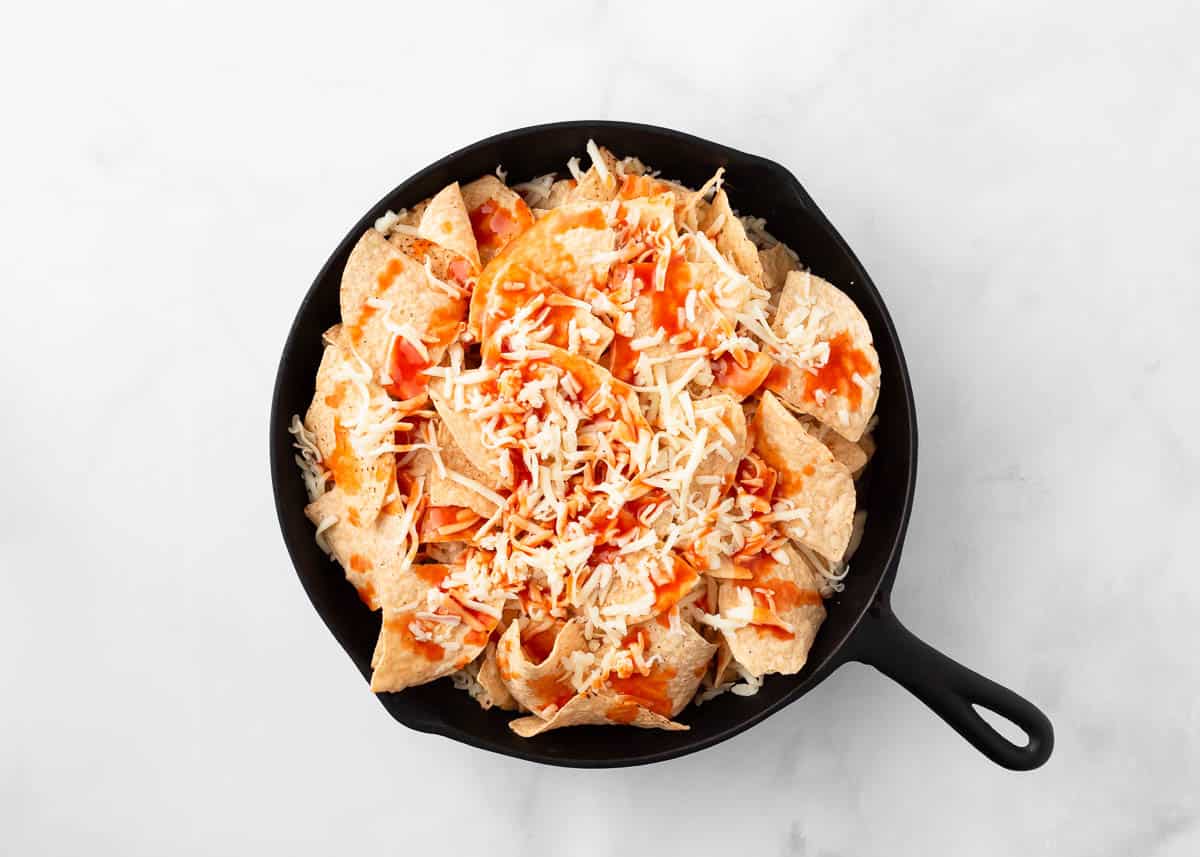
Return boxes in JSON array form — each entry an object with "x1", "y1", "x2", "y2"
[
  {"x1": 527, "y1": 672, "x2": 576, "y2": 713},
  {"x1": 608, "y1": 665, "x2": 677, "y2": 718},
  {"x1": 767, "y1": 330, "x2": 872, "y2": 411},
  {"x1": 618, "y1": 174, "x2": 672, "y2": 199},
  {"x1": 712, "y1": 351, "x2": 774, "y2": 400},
  {"x1": 650, "y1": 555, "x2": 700, "y2": 616},
  {"x1": 735, "y1": 555, "x2": 824, "y2": 641},
  {"x1": 387, "y1": 611, "x2": 445, "y2": 662},
  {"x1": 384, "y1": 335, "x2": 430, "y2": 400},
  {"x1": 418, "y1": 506, "x2": 482, "y2": 543},
  {"x1": 412, "y1": 563, "x2": 450, "y2": 586},
  {"x1": 605, "y1": 698, "x2": 641, "y2": 723},
  {"x1": 521, "y1": 622, "x2": 562, "y2": 664},
  {"x1": 469, "y1": 197, "x2": 534, "y2": 252},
  {"x1": 326, "y1": 421, "x2": 361, "y2": 494},
  {"x1": 608, "y1": 334, "x2": 637, "y2": 382},
  {"x1": 354, "y1": 579, "x2": 377, "y2": 609}
]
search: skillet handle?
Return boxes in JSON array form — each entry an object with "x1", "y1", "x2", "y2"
[{"x1": 849, "y1": 605, "x2": 1054, "y2": 770}]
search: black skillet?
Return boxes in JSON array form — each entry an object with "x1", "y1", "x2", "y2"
[{"x1": 270, "y1": 121, "x2": 1054, "y2": 770}]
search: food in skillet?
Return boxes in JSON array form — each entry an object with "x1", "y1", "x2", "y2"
[{"x1": 289, "y1": 142, "x2": 880, "y2": 736}]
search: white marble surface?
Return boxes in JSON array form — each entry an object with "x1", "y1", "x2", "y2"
[{"x1": 3, "y1": 1, "x2": 1198, "y2": 854}]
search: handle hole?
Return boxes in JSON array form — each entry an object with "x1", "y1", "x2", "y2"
[{"x1": 972, "y1": 704, "x2": 1029, "y2": 747}]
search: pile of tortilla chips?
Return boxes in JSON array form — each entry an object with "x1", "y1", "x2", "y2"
[{"x1": 290, "y1": 141, "x2": 880, "y2": 736}]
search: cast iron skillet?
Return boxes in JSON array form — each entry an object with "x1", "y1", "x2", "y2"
[{"x1": 270, "y1": 120, "x2": 1054, "y2": 770}]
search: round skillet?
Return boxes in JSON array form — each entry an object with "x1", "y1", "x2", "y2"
[{"x1": 269, "y1": 121, "x2": 1054, "y2": 770}]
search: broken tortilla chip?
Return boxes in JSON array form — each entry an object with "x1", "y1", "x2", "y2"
[
  {"x1": 417, "y1": 182, "x2": 480, "y2": 271},
  {"x1": 753, "y1": 391, "x2": 855, "y2": 562},
  {"x1": 702, "y1": 189, "x2": 765, "y2": 289}
]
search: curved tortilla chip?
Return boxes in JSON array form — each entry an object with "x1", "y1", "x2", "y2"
[
  {"x1": 766, "y1": 270, "x2": 880, "y2": 442},
  {"x1": 753, "y1": 391, "x2": 855, "y2": 562},
  {"x1": 692, "y1": 393, "x2": 750, "y2": 504},
  {"x1": 304, "y1": 484, "x2": 411, "y2": 610},
  {"x1": 799, "y1": 416, "x2": 871, "y2": 478},
  {"x1": 532, "y1": 345, "x2": 649, "y2": 435},
  {"x1": 508, "y1": 690, "x2": 686, "y2": 737},
  {"x1": 718, "y1": 545, "x2": 826, "y2": 677},
  {"x1": 495, "y1": 620, "x2": 587, "y2": 718},
  {"x1": 537, "y1": 178, "x2": 575, "y2": 210},
  {"x1": 702, "y1": 189, "x2": 765, "y2": 288},
  {"x1": 418, "y1": 182, "x2": 480, "y2": 271},
  {"x1": 474, "y1": 641, "x2": 519, "y2": 711},
  {"x1": 598, "y1": 551, "x2": 701, "y2": 626},
  {"x1": 759, "y1": 242, "x2": 799, "y2": 300}
]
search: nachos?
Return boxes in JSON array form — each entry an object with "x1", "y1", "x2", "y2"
[{"x1": 290, "y1": 141, "x2": 881, "y2": 735}]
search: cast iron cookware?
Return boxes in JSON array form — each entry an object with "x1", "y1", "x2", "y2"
[{"x1": 270, "y1": 121, "x2": 1054, "y2": 770}]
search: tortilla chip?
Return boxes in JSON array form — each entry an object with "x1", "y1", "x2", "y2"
[
  {"x1": 711, "y1": 350, "x2": 774, "y2": 401},
  {"x1": 340, "y1": 229, "x2": 466, "y2": 371},
  {"x1": 753, "y1": 391, "x2": 855, "y2": 562},
  {"x1": 406, "y1": 421, "x2": 502, "y2": 519},
  {"x1": 766, "y1": 270, "x2": 881, "y2": 442},
  {"x1": 702, "y1": 189, "x2": 765, "y2": 288},
  {"x1": 535, "y1": 345, "x2": 649, "y2": 435},
  {"x1": 469, "y1": 203, "x2": 616, "y2": 341},
  {"x1": 712, "y1": 636, "x2": 737, "y2": 686},
  {"x1": 386, "y1": 232, "x2": 473, "y2": 285},
  {"x1": 508, "y1": 619, "x2": 714, "y2": 736},
  {"x1": 460, "y1": 175, "x2": 536, "y2": 266},
  {"x1": 718, "y1": 544, "x2": 826, "y2": 677},
  {"x1": 537, "y1": 179, "x2": 576, "y2": 210},
  {"x1": 474, "y1": 642, "x2": 519, "y2": 711},
  {"x1": 618, "y1": 259, "x2": 728, "y2": 385},
  {"x1": 599, "y1": 551, "x2": 701, "y2": 625},
  {"x1": 815, "y1": 421, "x2": 869, "y2": 477},
  {"x1": 617, "y1": 620, "x2": 717, "y2": 716},
  {"x1": 567, "y1": 145, "x2": 619, "y2": 203},
  {"x1": 759, "y1": 242, "x2": 799, "y2": 300},
  {"x1": 495, "y1": 620, "x2": 587, "y2": 718},
  {"x1": 508, "y1": 690, "x2": 686, "y2": 737},
  {"x1": 692, "y1": 393, "x2": 749, "y2": 504},
  {"x1": 427, "y1": 387, "x2": 507, "y2": 491},
  {"x1": 370, "y1": 553, "x2": 503, "y2": 692},
  {"x1": 304, "y1": 485, "x2": 411, "y2": 610},
  {"x1": 302, "y1": 342, "x2": 395, "y2": 525},
  {"x1": 569, "y1": 308, "x2": 616, "y2": 362},
  {"x1": 616, "y1": 193, "x2": 679, "y2": 243},
  {"x1": 417, "y1": 182, "x2": 480, "y2": 270}
]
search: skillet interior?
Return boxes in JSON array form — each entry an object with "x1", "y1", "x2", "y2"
[{"x1": 270, "y1": 121, "x2": 917, "y2": 767}]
